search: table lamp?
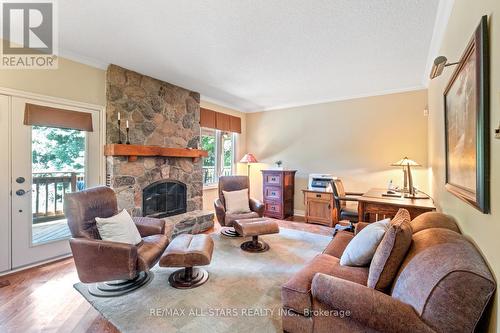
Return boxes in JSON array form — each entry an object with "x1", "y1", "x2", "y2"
[
  {"x1": 240, "y1": 153, "x2": 258, "y2": 177},
  {"x1": 391, "y1": 157, "x2": 420, "y2": 197}
]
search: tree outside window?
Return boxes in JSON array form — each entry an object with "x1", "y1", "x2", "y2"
[{"x1": 200, "y1": 128, "x2": 235, "y2": 186}]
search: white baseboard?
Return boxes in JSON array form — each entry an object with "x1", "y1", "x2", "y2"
[
  {"x1": 294, "y1": 209, "x2": 305, "y2": 217},
  {"x1": 0, "y1": 253, "x2": 72, "y2": 277}
]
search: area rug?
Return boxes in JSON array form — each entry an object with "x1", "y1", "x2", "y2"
[{"x1": 74, "y1": 228, "x2": 331, "y2": 333}]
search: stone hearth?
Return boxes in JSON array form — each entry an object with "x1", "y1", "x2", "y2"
[
  {"x1": 163, "y1": 210, "x2": 214, "y2": 240},
  {"x1": 105, "y1": 64, "x2": 203, "y2": 217}
]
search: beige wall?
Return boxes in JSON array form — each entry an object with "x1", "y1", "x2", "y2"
[
  {"x1": 0, "y1": 53, "x2": 242, "y2": 214},
  {"x1": 246, "y1": 90, "x2": 429, "y2": 213},
  {"x1": 428, "y1": 1, "x2": 499, "y2": 331},
  {"x1": 200, "y1": 100, "x2": 248, "y2": 211},
  {"x1": 0, "y1": 52, "x2": 105, "y2": 106}
]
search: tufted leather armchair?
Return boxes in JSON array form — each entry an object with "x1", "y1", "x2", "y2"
[
  {"x1": 214, "y1": 176, "x2": 265, "y2": 228},
  {"x1": 64, "y1": 186, "x2": 169, "y2": 295}
]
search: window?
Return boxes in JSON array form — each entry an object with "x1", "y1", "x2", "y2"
[
  {"x1": 200, "y1": 128, "x2": 236, "y2": 186},
  {"x1": 201, "y1": 128, "x2": 217, "y2": 185}
]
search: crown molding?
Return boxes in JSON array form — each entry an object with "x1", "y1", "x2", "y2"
[
  {"x1": 421, "y1": 0, "x2": 455, "y2": 87},
  {"x1": 244, "y1": 85, "x2": 427, "y2": 113}
]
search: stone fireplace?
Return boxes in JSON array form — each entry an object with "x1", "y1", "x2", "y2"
[
  {"x1": 142, "y1": 180, "x2": 187, "y2": 218},
  {"x1": 105, "y1": 65, "x2": 213, "y2": 237},
  {"x1": 105, "y1": 64, "x2": 202, "y2": 216}
]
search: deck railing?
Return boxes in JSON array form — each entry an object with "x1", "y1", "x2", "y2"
[
  {"x1": 203, "y1": 166, "x2": 232, "y2": 185},
  {"x1": 32, "y1": 171, "x2": 85, "y2": 224}
]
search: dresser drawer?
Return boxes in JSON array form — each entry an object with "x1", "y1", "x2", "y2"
[
  {"x1": 264, "y1": 186, "x2": 282, "y2": 201},
  {"x1": 306, "y1": 191, "x2": 332, "y2": 201},
  {"x1": 264, "y1": 173, "x2": 282, "y2": 186},
  {"x1": 264, "y1": 201, "x2": 282, "y2": 215},
  {"x1": 261, "y1": 170, "x2": 296, "y2": 220}
]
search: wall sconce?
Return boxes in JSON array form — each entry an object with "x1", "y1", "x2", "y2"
[{"x1": 429, "y1": 56, "x2": 460, "y2": 79}]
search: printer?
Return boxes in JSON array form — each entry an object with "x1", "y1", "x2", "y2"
[{"x1": 308, "y1": 174, "x2": 337, "y2": 191}]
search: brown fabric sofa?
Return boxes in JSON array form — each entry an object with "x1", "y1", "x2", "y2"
[
  {"x1": 281, "y1": 212, "x2": 496, "y2": 333},
  {"x1": 64, "y1": 186, "x2": 169, "y2": 285},
  {"x1": 214, "y1": 175, "x2": 264, "y2": 227}
]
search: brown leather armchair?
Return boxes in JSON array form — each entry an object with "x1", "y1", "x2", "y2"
[
  {"x1": 214, "y1": 176, "x2": 265, "y2": 237},
  {"x1": 64, "y1": 186, "x2": 169, "y2": 297}
]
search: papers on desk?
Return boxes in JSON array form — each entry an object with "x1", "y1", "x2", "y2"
[{"x1": 381, "y1": 192, "x2": 430, "y2": 199}]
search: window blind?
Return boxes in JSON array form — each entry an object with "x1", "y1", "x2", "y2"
[
  {"x1": 200, "y1": 107, "x2": 241, "y2": 133},
  {"x1": 24, "y1": 103, "x2": 93, "y2": 132}
]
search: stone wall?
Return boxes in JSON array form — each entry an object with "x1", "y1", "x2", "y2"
[{"x1": 105, "y1": 64, "x2": 203, "y2": 216}]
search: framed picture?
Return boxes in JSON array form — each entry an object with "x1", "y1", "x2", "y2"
[{"x1": 444, "y1": 15, "x2": 489, "y2": 213}]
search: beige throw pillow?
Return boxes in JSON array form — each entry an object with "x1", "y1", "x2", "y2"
[
  {"x1": 95, "y1": 209, "x2": 142, "y2": 245},
  {"x1": 368, "y1": 209, "x2": 413, "y2": 291},
  {"x1": 223, "y1": 188, "x2": 251, "y2": 214},
  {"x1": 340, "y1": 218, "x2": 390, "y2": 267}
]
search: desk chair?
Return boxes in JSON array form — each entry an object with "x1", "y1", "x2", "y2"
[{"x1": 332, "y1": 179, "x2": 364, "y2": 235}]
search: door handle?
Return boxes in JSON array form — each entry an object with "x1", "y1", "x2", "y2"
[{"x1": 15, "y1": 189, "x2": 30, "y2": 196}]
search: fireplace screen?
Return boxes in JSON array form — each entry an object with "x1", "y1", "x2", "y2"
[{"x1": 142, "y1": 180, "x2": 187, "y2": 218}]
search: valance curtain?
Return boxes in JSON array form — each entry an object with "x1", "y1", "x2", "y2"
[
  {"x1": 24, "y1": 103, "x2": 94, "y2": 132},
  {"x1": 200, "y1": 107, "x2": 241, "y2": 133}
]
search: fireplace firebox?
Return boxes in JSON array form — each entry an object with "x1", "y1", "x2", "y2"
[{"x1": 142, "y1": 180, "x2": 187, "y2": 218}]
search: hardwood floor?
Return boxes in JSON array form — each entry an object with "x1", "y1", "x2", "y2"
[
  {"x1": 0, "y1": 257, "x2": 118, "y2": 333},
  {"x1": 0, "y1": 217, "x2": 332, "y2": 333}
]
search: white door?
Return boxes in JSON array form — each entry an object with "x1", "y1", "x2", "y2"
[
  {"x1": 10, "y1": 96, "x2": 102, "y2": 269},
  {"x1": 0, "y1": 94, "x2": 10, "y2": 272}
]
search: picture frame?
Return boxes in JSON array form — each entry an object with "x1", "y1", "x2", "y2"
[{"x1": 444, "y1": 15, "x2": 490, "y2": 213}]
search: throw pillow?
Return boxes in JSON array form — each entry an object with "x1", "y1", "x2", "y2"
[
  {"x1": 223, "y1": 188, "x2": 251, "y2": 214},
  {"x1": 367, "y1": 208, "x2": 413, "y2": 291},
  {"x1": 340, "y1": 218, "x2": 390, "y2": 266},
  {"x1": 95, "y1": 209, "x2": 142, "y2": 245}
]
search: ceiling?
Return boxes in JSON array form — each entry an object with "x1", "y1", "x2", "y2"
[{"x1": 57, "y1": 0, "x2": 452, "y2": 112}]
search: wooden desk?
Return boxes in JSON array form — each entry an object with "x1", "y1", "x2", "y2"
[{"x1": 358, "y1": 188, "x2": 436, "y2": 222}]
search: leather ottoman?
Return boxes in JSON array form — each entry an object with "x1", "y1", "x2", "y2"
[
  {"x1": 159, "y1": 234, "x2": 214, "y2": 289},
  {"x1": 233, "y1": 218, "x2": 280, "y2": 252}
]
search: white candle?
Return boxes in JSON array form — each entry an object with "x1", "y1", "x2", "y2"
[
  {"x1": 118, "y1": 112, "x2": 121, "y2": 120},
  {"x1": 126, "y1": 120, "x2": 129, "y2": 128}
]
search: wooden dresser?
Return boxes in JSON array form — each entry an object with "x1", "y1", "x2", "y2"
[{"x1": 262, "y1": 170, "x2": 297, "y2": 220}]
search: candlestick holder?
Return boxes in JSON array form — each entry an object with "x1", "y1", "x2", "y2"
[
  {"x1": 126, "y1": 127, "x2": 131, "y2": 145},
  {"x1": 117, "y1": 119, "x2": 122, "y2": 144}
]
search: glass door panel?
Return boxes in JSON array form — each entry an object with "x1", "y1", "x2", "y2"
[{"x1": 31, "y1": 126, "x2": 86, "y2": 245}]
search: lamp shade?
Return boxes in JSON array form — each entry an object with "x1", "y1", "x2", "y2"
[
  {"x1": 240, "y1": 153, "x2": 258, "y2": 163},
  {"x1": 391, "y1": 157, "x2": 420, "y2": 167}
]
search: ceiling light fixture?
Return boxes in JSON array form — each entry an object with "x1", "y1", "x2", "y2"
[{"x1": 429, "y1": 56, "x2": 460, "y2": 79}]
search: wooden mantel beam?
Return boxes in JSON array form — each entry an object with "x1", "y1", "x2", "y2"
[{"x1": 104, "y1": 144, "x2": 208, "y2": 162}]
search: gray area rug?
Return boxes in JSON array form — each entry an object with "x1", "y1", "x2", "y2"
[{"x1": 74, "y1": 228, "x2": 331, "y2": 333}]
